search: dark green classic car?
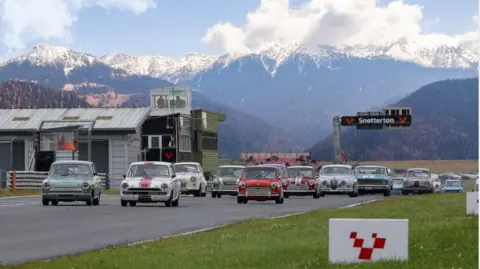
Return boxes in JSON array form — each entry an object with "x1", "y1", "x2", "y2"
[{"x1": 41, "y1": 160, "x2": 103, "y2": 206}]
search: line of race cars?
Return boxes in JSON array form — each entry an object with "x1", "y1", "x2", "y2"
[{"x1": 40, "y1": 160, "x2": 466, "y2": 207}]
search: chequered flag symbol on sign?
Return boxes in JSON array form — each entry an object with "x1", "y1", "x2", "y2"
[{"x1": 350, "y1": 232, "x2": 387, "y2": 260}]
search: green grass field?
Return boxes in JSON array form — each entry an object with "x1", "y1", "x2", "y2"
[
  {"x1": 0, "y1": 189, "x2": 119, "y2": 197},
  {"x1": 3, "y1": 193, "x2": 477, "y2": 269}
]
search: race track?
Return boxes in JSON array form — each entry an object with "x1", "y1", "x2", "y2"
[{"x1": 0, "y1": 194, "x2": 383, "y2": 265}]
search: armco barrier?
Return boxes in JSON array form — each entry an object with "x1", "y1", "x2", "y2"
[{"x1": 6, "y1": 171, "x2": 111, "y2": 190}]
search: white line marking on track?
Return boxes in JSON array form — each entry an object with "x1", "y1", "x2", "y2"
[
  {"x1": 269, "y1": 212, "x2": 306, "y2": 219},
  {"x1": 0, "y1": 195, "x2": 41, "y2": 200},
  {"x1": 0, "y1": 202, "x2": 38, "y2": 207},
  {"x1": 339, "y1": 199, "x2": 379, "y2": 208}
]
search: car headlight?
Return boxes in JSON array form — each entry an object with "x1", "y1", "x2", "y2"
[
  {"x1": 425, "y1": 181, "x2": 430, "y2": 186},
  {"x1": 42, "y1": 182, "x2": 50, "y2": 190},
  {"x1": 239, "y1": 182, "x2": 246, "y2": 188},
  {"x1": 161, "y1": 183, "x2": 169, "y2": 190},
  {"x1": 271, "y1": 182, "x2": 279, "y2": 189},
  {"x1": 309, "y1": 180, "x2": 316, "y2": 186},
  {"x1": 403, "y1": 181, "x2": 409, "y2": 186},
  {"x1": 340, "y1": 180, "x2": 346, "y2": 185},
  {"x1": 121, "y1": 182, "x2": 129, "y2": 189},
  {"x1": 191, "y1": 176, "x2": 197, "y2": 182},
  {"x1": 81, "y1": 182, "x2": 90, "y2": 190},
  {"x1": 322, "y1": 180, "x2": 328, "y2": 185}
]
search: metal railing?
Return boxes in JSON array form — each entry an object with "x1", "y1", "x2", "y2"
[{"x1": 5, "y1": 171, "x2": 111, "y2": 190}]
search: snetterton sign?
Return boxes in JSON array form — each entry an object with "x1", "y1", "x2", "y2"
[{"x1": 340, "y1": 115, "x2": 411, "y2": 129}]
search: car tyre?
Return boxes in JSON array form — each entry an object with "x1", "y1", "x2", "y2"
[
  {"x1": 85, "y1": 194, "x2": 93, "y2": 206},
  {"x1": 383, "y1": 188, "x2": 391, "y2": 197},
  {"x1": 237, "y1": 196, "x2": 243, "y2": 204},
  {"x1": 129, "y1": 201, "x2": 137, "y2": 206},
  {"x1": 217, "y1": 193, "x2": 222, "y2": 198},
  {"x1": 313, "y1": 191, "x2": 321, "y2": 199},
  {"x1": 200, "y1": 184, "x2": 207, "y2": 197},
  {"x1": 211, "y1": 191, "x2": 217, "y2": 198},
  {"x1": 121, "y1": 200, "x2": 128, "y2": 207},
  {"x1": 349, "y1": 185, "x2": 359, "y2": 197},
  {"x1": 165, "y1": 191, "x2": 173, "y2": 207},
  {"x1": 93, "y1": 193, "x2": 101, "y2": 206},
  {"x1": 51, "y1": 200, "x2": 59, "y2": 206},
  {"x1": 193, "y1": 185, "x2": 201, "y2": 197},
  {"x1": 275, "y1": 196, "x2": 283, "y2": 204},
  {"x1": 42, "y1": 199, "x2": 50, "y2": 206},
  {"x1": 320, "y1": 192, "x2": 326, "y2": 197},
  {"x1": 172, "y1": 196, "x2": 179, "y2": 207},
  {"x1": 284, "y1": 193, "x2": 290, "y2": 199}
]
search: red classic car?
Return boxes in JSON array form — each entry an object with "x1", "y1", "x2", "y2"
[
  {"x1": 284, "y1": 165, "x2": 321, "y2": 199},
  {"x1": 237, "y1": 166, "x2": 284, "y2": 204}
]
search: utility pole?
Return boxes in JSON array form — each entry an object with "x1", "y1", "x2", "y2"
[{"x1": 333, "y1": 116, "x2": 342, "y2": 164}]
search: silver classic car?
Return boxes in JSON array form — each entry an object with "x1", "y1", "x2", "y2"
[
  {"x1": 41, "y1": 160, "x2": 102, "y2": 206},
  {"x1": 402, "y1": 168, "x2": 434, "y2": 195},
  {"x1": 318, "y1": 164, "x2": 358, "y2": 197},
  {"x1": 211, "y1": 165, "x2": 245, "y2": 198}
]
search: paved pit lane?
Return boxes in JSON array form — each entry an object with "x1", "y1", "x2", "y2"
[{"x1": 0, "y1": 194, "x2": 383, "y2": 265}]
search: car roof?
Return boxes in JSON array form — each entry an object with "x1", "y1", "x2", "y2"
[
  {"x1": 174, "y1": 162, "x2": 200, "y2": 166},
  {"x1": 322, "y1": 164, "x2": 352, "y2": 169},
  {"x1": 130, "y1": 161, "x2": 172, "y2": 166},
  {"x1": 355, "y1": 165, "x2": 387, "y2": 169},
  {"x1": 260, "y1": 164, "x2": 286, "y2": 167},
  {"x1": 245, "y1": 165, "x2": 278, "y2": 170},
  {"x1": 52, "y1": 160, "x2": 93, "y2": 165},
  {"x1": 218, "y1": 165, "x2": 245, "y2": 168},
  {"x1": 288, "y1": 166, "x2": 314, "y2": 169},
  {"x1": 408, "y1": 168, "x2": 431, "y2": 171},
  {"x1": 445, "y1": 179, "x2": 461, "y2": 181}
]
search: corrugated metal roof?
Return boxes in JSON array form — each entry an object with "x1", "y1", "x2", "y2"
[{"x1": 0, "y1": 107, "x2": 151, "y2": 131}]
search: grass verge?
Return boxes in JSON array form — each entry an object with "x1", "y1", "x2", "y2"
[
  {"x1": 3, "y1": 194, "x2": 478, "y2": 269},
  {"x1": 0, "y1": 189, "x2": 119, "y2": 197}
]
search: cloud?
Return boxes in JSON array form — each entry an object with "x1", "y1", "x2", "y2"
[
  {"x1": 0, "y1": 0, "x2": 156, "y2": 51},
  {"x1": 202, "y1": 0, "x2": 477, "y2": 53}
]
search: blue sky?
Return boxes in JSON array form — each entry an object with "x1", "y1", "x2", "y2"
[{"x1": 0, "y1": 0, "x2": 478, "y2": 59}]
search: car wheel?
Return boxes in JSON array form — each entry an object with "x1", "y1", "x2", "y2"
[
  {"x1": 165, "y1": 191, "x2": 173, "y2": 207},
  {"x1": 320, "y1": 192, "x2": 326, "y2": 197},
  {"x1": 284, "y1": 193, "x2": 290, "y2": 199},
  {"x1": 51, "y1": 200, "x2": 59, "y2": 206},
  {"x1": 172, "y1": 196, "x2": 179, "y2": 207},
  {"x1": 200, "y1": 184, "x2": 207, "y2": 197},
  {"x1": 128, "y1": 201, "x2": 137, "y2": 206},
  {"x1": 243, "y1": 199, "x2": 248, "y2": 204},
  {"x1": 42, "y1": 199, "x2": 50, "y2": 206},
  {"x1": 237, "y1": 197, "x2": 243, "y2": 204},
  {"x1": 193, "y1": 185, "x2": 201, "y2": 197},
  {"x1": 93, "y1": 194, "x2": 100, "y2": 206},
  {"x1": 217, "y1": 193, "x2": 222, "y2": 198},
  {"x1": 402, "y1": 190, "x2": 409, "y2": 196},
  {"x1": 211, "y1": 191, "x2": 217, "y2": 198},
  {"x1": 275, "y1": 196, "x2": 283, "y2": 204},
  {"x1": 383, "y1": 188, "x2": 391, "y2": 197},
  {"x1": 121, "y1": 200, "x2": 128, "y2": 207},
  {"x1": 313, "y1": 191, "x2": 320, "y2": 199},
  {"x1": 85, "y1": 194, "x2": 93, "y2": 206}
]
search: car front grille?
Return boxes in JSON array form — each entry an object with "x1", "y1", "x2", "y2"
[
  {"x1": 246, "y1": 187, "x2": 270, "y2": 196},
  {"x1": 358, "y1": 179, "x2": 386, "y2": 185}
]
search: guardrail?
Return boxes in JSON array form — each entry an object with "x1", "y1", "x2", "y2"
[{"x1": 5, "y1": 171, "x2": 111, "y2": 190}]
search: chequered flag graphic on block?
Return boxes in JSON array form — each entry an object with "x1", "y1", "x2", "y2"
[{"x1": 350, "y1": 232, "x2": 387, "y2": 260}]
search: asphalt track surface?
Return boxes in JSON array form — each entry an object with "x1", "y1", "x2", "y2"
[{"x1": 0, "y1": 194, "x2": 383, "y2": 265}]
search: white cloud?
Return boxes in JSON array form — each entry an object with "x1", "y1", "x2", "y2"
[
  {"x1": 0, "y1": 0, "x2": 156, "y2": 51},
  {"x1": 201, "y1": 0, "x2": 477, "y2": 53}
]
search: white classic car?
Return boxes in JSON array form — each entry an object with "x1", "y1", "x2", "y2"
[
  {"x1": 318, "y1": 164, "x2": 358, "y2": 197},
  {"x1": 120, "y1": 161, "x2": 181, "y2": 207},
  {"x1": 284, "y1": 165, "x2": 321, "y2": 199},
  {"x1": 211, "y1": 165, "x2": 245, "y2": 198},
  {"x1": 402, "y1": 168, "x2": 434, "y2": 195},
  {"x1": 173, "y1": 162, "x2": 207, "y2": 197}
]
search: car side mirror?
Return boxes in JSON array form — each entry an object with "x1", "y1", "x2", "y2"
[
  {"x1": 122, "y1": 174, "x2": 126, "y2": 179},
  {"x1": 172, "y1": 174, "x2": 176, "y2": 178},
  {"x1": 93, "y1": 172, "x2": 98, "y2": 176}
]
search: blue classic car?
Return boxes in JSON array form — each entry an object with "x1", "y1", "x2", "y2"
[
  {"x1": 354, "y1": 166, "x2": 392, "y2": 196},
  {"x1": 442, "y1": 179, "x2": 464, "y2": 193}
]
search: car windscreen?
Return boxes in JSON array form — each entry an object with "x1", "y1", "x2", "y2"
[
  {"x1": 445, "y1": 181, "x2": 461, "y2": 187},
  {"x1": 217, "y1": 167, "x2": 243, "y2": 178},
  {"x1": 173, "y1": 164, "x2": 199, "y2": 173},
  {"x1": 355, "y1": 167, "x2": 387, "y2": 175},
  {"x1": 128, "y1": 164, "x2": 170, "y2": 177},
  {"x1": 320, "y1": 167, "x2": 352, "y2": 175},
  {"x1": 287, "y1": 168, "x2": 314, "y2": 178},
  {"x1": 408, "y1": 170, "x2": 430, "y2": 178},
  {"x1": 49, "y1": 164, "x2": 91, "y2": 178},
  {"x1": 242, "y1": 168, "x2": 277, "y2": 180}
]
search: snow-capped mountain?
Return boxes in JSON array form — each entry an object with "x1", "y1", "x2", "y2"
[
  {"x1": 2, "y1": 40, "x2": 477, "y2": 84},
  {"x1": 0, "y1": 42, "x2": 477, "y2": 149}
]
